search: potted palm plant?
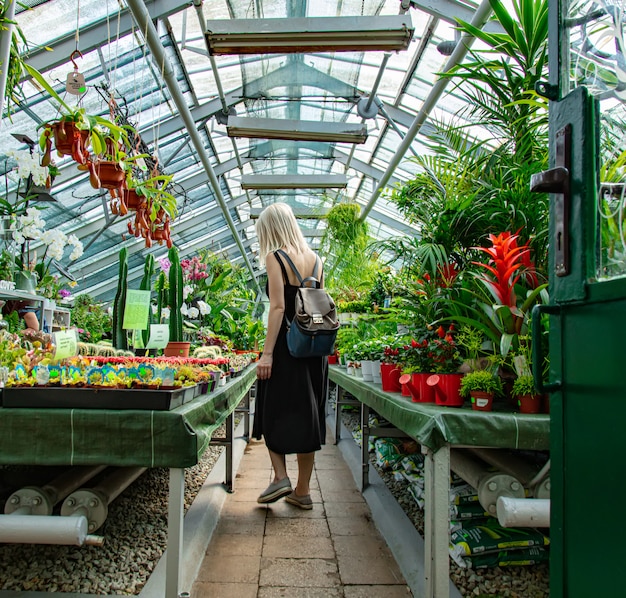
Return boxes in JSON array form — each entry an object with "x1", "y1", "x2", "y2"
[{"x1": 460, "y1": 369, "x2": 504, "y2": 412}]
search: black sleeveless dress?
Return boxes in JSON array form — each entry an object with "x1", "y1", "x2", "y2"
[{"x1": 252, "y1": 251, "x2": 328, "y2": 454}]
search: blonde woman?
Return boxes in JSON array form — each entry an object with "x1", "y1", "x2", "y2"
[{"x1": 253, "y1": 202, "x2": 328, "y2": 509}]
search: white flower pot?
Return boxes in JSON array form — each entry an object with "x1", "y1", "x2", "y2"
[{"x1": 361, "y1": 360, "x2": 373, "y2": 382}]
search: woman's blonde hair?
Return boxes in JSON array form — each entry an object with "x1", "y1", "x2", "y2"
[{"x1": 255, "y1": 202, "x2": 309, "y2": 265}]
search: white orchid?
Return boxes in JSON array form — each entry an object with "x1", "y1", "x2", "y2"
[
  {"x1": 7, "y1": 150, "x2": 50, "y2": 187},
  {"x1": 13, "y1": 208, "x2": 84, "y2": 292},
  {"x1": 197, "y1": 300, "x2": 210, "y2": 315}
]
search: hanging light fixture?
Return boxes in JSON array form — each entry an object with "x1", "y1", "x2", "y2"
[
  {"x1": 227, "y1": 117, "x2": 368, "y2": 144},
  {"x1": 241, "y1": 175, "x2": 348, "y2": 189},
  {"x1": 205, "y1": 15, "x2": 414, "y2": 55}
]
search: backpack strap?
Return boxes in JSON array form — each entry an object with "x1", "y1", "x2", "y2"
[
  {"x1": 276, "y1": 250, "x2": 320, "y2": 287},
  {"x1": 273, "y1": 250, "x2": 291, "y2": 284}
]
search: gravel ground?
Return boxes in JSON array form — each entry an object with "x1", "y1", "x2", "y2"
[
  {"x1": 339, "y1": 407, "x2": 550, "y2": 598},
  {"x1": 0, "y1": 432, "x2": 225, "y2": 594},
  {"x1": 0, "y1": 394, "x2": 549, "y2": 597}
]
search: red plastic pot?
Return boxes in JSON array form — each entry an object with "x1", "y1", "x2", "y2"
[
  {"x1": 518, "y1": 393, "x2": 542, "y2": 414},
  {"x1": 381, "y1": 363, "x2": 401, "y2": 392},
  {"x1": 470, "y1": 391, "x2": 494, "y2": 412},
  {"x1": 399, "y1": 373, "x2": 435, "y2": 402},
  {"x1": 427, "y1": 373, "x2": 464, "y2": 407}
]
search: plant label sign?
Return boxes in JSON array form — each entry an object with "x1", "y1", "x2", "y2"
[
  {"x1": 53, "y1": 329, "x2": 79, "y2": 360},
  {"x1": 145, "y1": 324, "x2": 169, "y2": 349}
]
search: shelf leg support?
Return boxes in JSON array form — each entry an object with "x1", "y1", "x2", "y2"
[
  {"x1": 166, "y1": 467, "x2": 185, "y2": 598},
  {"x1": 423, "y1": 444, "x2": 450, "y2": 598}
]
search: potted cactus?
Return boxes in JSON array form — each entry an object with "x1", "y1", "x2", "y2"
[{"x1": 164, "y1": 246, "x2": 190, "y2": 357}]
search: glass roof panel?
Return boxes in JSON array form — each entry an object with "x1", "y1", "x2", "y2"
[{"x1": 1, "y1": 0, "x2": 523, "y2": 301}]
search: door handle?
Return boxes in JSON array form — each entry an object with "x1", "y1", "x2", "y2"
[
  {"x1": 529, "y1": 124, "x2": 572, "y2": 277},
  {"x1": 530, "y1": 166, "x2": 569, "y2": 194},
  {"x1": 531, "y1": 304, "x2": 562, "y2": 394}
]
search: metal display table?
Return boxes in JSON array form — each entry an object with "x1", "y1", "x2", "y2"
[
  {"x1": 328, "y1": 365, "x2": 550, "y2": 598},
  {"x1": 0, "y1": 365, "x2": 257, "y2": 598}
]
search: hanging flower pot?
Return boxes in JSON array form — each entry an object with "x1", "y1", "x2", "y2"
[
  {"x1": 88, "y1": 160, "x2": 126, "y2": 190},
  {"x1": 124, "y1": 189, "x2": 146, "y2": 210},
  {"x1": 46, "y1": 121, "x2": 90, "y2": 164},
  {"x1": 470, "y1": 391, "x2": 494, "y2": 412}
]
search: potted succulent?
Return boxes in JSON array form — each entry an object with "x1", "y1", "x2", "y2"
[
  {"x1": 460, "y1": 369, "x2": 504, "y2": 412},
  {"x1": 511, "y1": 374, "x2": 542, "y2": 414}
]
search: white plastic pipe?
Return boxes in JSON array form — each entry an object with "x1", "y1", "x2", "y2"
[
  {"x1": 497, "y1": 497, "x2": 550, "y2": 528},
  {"x1": 0, "y1": 514, "x2": 103, "y2": 545}
]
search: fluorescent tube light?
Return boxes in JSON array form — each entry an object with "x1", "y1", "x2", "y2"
[
  {"x1": 241, "y1": 175, "x2": 348, "y2": 189},
  {"x1": 227, "y1": 117, "x2": 367, "y2": 144},
  {"x1": 205, "y1": 15, "x2": 414, "y2": 55}
]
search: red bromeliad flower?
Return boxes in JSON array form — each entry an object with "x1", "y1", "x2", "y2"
[{"x1": 473, "y1": 232, "x2": 537, "y2": 307}]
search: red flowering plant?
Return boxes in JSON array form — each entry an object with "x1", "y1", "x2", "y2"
[
  {"x1": 423, "y1": 324, "x2": 463, "y2": 374},
  {"x1": 462, "y1": 231, "x2": 548, "y2": 361}
]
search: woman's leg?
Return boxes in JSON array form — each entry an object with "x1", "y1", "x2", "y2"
[
  {"x1": 268, "y1": 449, "x2": 288, "y2": 482},
  {"x1": 294, "y1": 452, "x2": 315, "y2": 496}
]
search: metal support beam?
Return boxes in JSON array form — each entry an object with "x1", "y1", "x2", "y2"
[
  {"x1": 0, "y1": 0, "x2": 16, "y2": 118},
  {"x1": 360, "y1": 0, "x2": 494, "y2": 220},
  {"x1": 125, "y1": 0, "x2": 262, "y2": 296}
]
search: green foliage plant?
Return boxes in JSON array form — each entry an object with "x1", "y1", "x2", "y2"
[
  {"x1": 71, "y1": 295, "x2": 112, "y2": 343},
  {"x1": 511, "y1": 374, "x2": 538, "y2": 397},
  {"x1": 460, "y1": 369, "x2": 504, "y2": 398}
]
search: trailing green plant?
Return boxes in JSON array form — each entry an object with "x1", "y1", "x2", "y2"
[
  {"x1": 112, "y1": 248, "x2": 128, "y2": 350},
  {"x1": 168, "y1": 245, "x2": 183, "y2": 342},
  {"x1": 460, "y1": 369, "x2": 504, "y2": 398}
]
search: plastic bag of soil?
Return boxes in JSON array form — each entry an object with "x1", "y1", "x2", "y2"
[
  {"x1": 449, "y1": 502, "x2": 491, "y2": 520},
  {"x1": 374, "y1": 437, "x2": 405, "y2": 470},
  {"x1": 450, "y1": 482, "x2": 480, "y2": 505},
  {"x1": 408, "y1": 483, "x2": 425, "y2": 509},
  {"x1": 401, "y1": 453, "x2": 424, "y2": 473},
  {"x1": 464, "y1": 546, "x2": 550, "y2": 569},
  {"x1": 449, "y1": 519, "x2": 550, "y2": 565}
]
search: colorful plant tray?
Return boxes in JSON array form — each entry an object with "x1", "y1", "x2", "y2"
[{"x1": 1, "y1": 386, "x2": 195, "y2": 411}]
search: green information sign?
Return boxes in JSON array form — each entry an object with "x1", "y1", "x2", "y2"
[{"x1": 123, "y1": 290, "x2": 151, "y2": 330}]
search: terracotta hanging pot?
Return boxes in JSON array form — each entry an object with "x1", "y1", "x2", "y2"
[
  {"x1": 49, "y1": 121, "x2": 90, "y2": 164},
  {"x1": 88, "y1": 160, "x2": 126, "y2": 190},
  {"x1": 124, "y1": 189, "x2": 146, "y2": 210}
]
